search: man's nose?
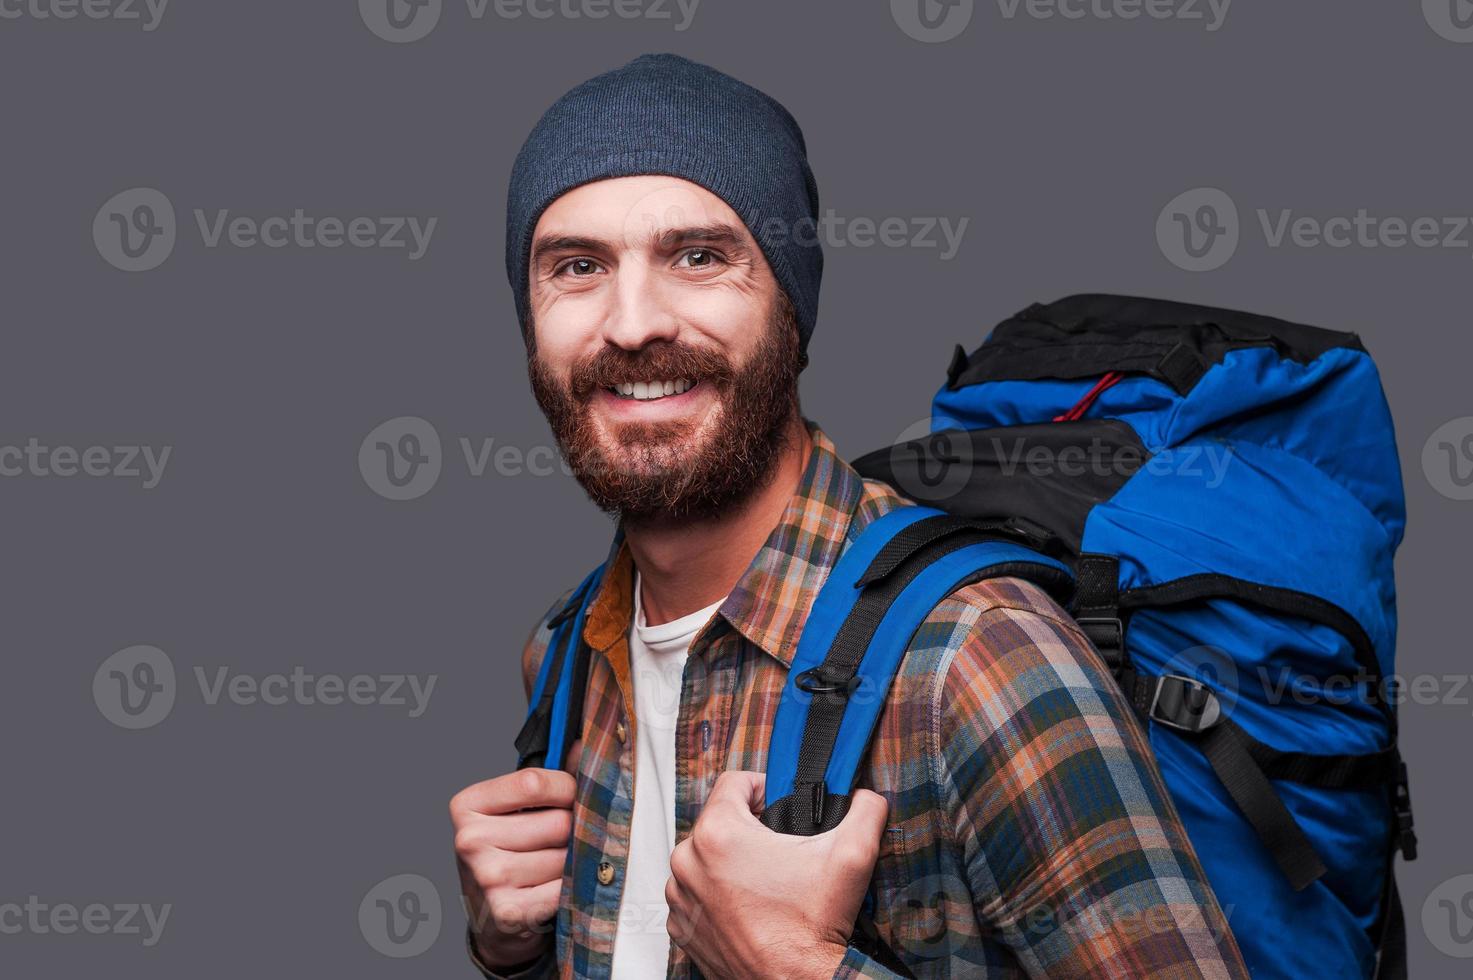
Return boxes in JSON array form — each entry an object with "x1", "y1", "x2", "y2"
[{"x1": 601, "y1": 263, "x2": 680, "y2": 351}]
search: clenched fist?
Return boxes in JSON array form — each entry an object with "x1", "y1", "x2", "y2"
[
  {"x1": 665, "y1": 770, "x2": 889, "y2": 980},
  {"x1": 450, "y1": 739, "x2": 581, "y2": 971}
]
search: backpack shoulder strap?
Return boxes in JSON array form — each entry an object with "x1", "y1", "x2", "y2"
[
  {"x1": 761, "y1": 505, "x2": 1074, "y2": 834},
  {"x1": 514, "y1": 560, "x2": 607, "y2": 772}
]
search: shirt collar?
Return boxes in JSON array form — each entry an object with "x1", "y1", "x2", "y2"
[{"x1": 579, "y1": 417, "x2": 867, "y2": 670}]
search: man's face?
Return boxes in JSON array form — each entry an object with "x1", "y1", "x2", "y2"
[{"x1": 525, "y1": 175, "x2": 804, "y2": 526}]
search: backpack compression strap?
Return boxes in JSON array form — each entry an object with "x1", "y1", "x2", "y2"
[{"x1": 514, "y1": 561, "x2": 606, "y2": 773}]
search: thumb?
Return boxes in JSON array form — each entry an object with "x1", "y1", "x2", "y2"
[
  {"x1": 708, "y1": 770, "x2": 766, "y2": 816},
  {"x1": 836, "y1": 788, "x2": 889, "y2": 845}
]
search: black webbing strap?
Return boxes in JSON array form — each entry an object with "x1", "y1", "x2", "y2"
[
  {"x1": 1198, "y1": 719, "x2": 1328, "y2": 891},
  {"x1": 1155, "y1": 341, "x2": 1208, "y2": 394},
  {"x1": 1374, "y1": 867, "x2": 1407, "y2": 980}
]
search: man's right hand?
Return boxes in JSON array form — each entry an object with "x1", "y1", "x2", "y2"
[{"x1": 450, "y1": 740, "x2": 581, "y2": 970}]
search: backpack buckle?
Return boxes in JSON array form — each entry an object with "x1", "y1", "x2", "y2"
[
  {"x1": 1394, "y1": 760, "x2": 1418, "y2": 861},
  {"x1": 1148, "y1": 674, "x2": 1222, "y2": 733},
  {"x1": 794, "y1": 666, "x2": 860, "y2": 697},
  {"x1": 1075, "y1": 615, "x2": 1124, "y2": 670}
]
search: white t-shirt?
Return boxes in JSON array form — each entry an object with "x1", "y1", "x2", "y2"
[{"x1": 609, "y1": 569, "x2": 727, "y2": 980}]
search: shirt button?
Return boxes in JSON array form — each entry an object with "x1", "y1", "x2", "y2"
[
  {"x1": 616, "y1": 720, "x2": 627, "y2": 744},
  {"x1": 597, "y1": 861, "x2": 615, "y2": 886}
]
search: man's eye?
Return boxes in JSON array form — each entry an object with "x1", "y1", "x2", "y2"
[
  {"x1": 676, "y1": 249, "x2": 723, "y2": 270},
  {"x1": 558, "y1": 258, "x2": 601, "y2": 277}
]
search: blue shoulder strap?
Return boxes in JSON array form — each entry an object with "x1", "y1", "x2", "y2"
[
  {"x1": 761, "y1": 505, "x2": 1073, "y2": 830},
  {"x1": 514, "y1": 561, "x2": 606, "y2": 772}
]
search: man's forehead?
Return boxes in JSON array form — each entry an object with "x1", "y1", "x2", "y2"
[{"x1": 533, "y1": 174, "x2": 748, "y2": 247}]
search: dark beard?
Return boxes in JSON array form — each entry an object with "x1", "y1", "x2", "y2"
[{"x1": 526, "y1": 297, "x2": 804, "y2": 527}]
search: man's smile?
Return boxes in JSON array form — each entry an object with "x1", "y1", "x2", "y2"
[{"x1": 593, "y1": 378, "x2": 714, "y2": 422}]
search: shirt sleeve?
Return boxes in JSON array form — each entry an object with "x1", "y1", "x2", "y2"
[
  {"x1": 830, "y1": 943, "x2": 910, "y2": 979},
  {"x1": 466, "y1": 924, "x2": 559, "y2": 979},
  {"x1": 934, "y1": 599, "x2": 1249, "y2": 978}
]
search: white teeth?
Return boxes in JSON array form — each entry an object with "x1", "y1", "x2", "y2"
[{"x1": 609, "y1": 378, "x2": 696, "y2": 400}]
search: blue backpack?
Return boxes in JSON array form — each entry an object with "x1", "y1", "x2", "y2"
[{"x1": 516, "y1": 294, "x2": 1416, "y2": 979}]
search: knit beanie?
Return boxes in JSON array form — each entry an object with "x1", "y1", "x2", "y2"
[{"x1": 505, "y1": 53, "x2": 823, "y2": 355}]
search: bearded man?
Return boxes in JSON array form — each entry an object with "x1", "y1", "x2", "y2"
[{"x1": 449, "y1": 53, "x2": 1247, "y2": 980}]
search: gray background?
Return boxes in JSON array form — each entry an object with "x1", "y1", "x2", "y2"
[{"x1": 2, "y1": 0, "x2": 1470, "y2": 975}]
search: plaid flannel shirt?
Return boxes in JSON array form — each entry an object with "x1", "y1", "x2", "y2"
[{"x1": 475, "y1": 417, "x2": 1247, "y2": 979}]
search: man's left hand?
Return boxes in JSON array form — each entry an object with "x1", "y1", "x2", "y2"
[{"x1": 665, "y1": 770, "x2": 889, "y2": 980}]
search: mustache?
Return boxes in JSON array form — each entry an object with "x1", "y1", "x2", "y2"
[{"x1": 569, "y1": 340, "x2": 736, "y2": 399}]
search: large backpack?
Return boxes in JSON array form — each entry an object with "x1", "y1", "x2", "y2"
[{"x1": 515, "y1": 294, "x2": 1416, "y2": 979}]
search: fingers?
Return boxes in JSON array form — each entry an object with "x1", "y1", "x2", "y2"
[
  {"x1": 456, "y1": 806, "x2": 572, "y2": 854},
  {"x1": 451, "y1": 767, "x2": 576, "y2": 818},
  {"x1": 477, "y1": 847, "x2": 568, "y2": 891},
  {"x1": 484, "y1": 876, "x2": 562, "y2": 937}
]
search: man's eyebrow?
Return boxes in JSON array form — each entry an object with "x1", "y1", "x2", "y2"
[
  {"x1": 654, "y1": 224, "x2": 752, "y2": 251},
  {"x1": 529, "y1": 234, "x2": 615, "y2": 266}
]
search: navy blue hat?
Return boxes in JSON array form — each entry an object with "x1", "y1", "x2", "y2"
[{"x1": 505, "y1": 53, "x2": 823, "y2": 355}]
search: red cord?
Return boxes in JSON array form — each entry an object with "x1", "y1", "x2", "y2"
[{"x1": 1053, "y1": 371, "x2": 1123, "y2": 422}]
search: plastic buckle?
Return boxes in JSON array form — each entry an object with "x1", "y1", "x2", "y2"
[
  {"x1": 1394, "y1": 761, "x2": 1418, "y2": 860},
  {"x1": 1075, "y1": 615, "x2": 1124, "y2": 665},
  {"x1": 1148, "y1": 674, "x2": 1222, "y2": 733},
  {"x1": 794, "y1": 666, "x2": 860, "y2": 697}
]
